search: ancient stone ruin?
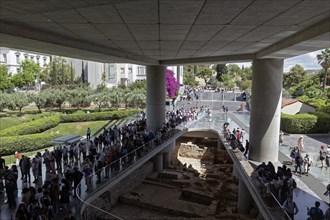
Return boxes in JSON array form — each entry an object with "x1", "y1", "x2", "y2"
[{"x1": 85, "y1": 136, "x2": 258, "y2": 220}]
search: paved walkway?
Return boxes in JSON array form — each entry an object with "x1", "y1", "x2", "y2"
[
  {"x1": 1, "y1": 111, "x2": 329, "y2": 220},
  {"x1": 228, "y1": 111, "x2": 330, "y2": 220}
]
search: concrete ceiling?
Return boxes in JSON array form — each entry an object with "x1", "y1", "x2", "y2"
[{"x1": 0, "y1": 0, "x2": 329, "y2": 65}]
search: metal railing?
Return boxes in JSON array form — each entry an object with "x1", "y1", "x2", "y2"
[
  {"x1": 220, "y1": 129, "x2": 292, "y2": 220},
  {"x1": 75, "y1": 127, "x2": 186, "y2": 220},
  {"x1": 75, "y1": 113, "x2": 291, "y2": 220}
]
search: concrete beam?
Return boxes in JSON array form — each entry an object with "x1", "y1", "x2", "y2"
[
  {"x1": 256, "y1": 17, "x2": 330, "y2": 59},
  {"x1": 160, "y1": 53, "x2": 255, "y2": 65},
  {"x1": 0, "y1": 20, "x2": 158, "y2": 65}
]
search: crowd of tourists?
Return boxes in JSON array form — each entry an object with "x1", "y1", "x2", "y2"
[
  {"x1": 223, "y1": 123, "x2": 248, "y2": 156},
  {"x1": 252, "y1": 159, "x2": 329, "y2": 219},
  {"x1": 0, "y1": 106, "x2": 206, "y2": 220},
  {"x1": 180, "y1": 87, "x2": 202, "y2": 101}
]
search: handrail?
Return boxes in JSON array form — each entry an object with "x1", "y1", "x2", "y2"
[
  {"x1": 76, "y1": 112, "x2": 290, "y2": 220},
  {"x1": 219, "y1": 129, "x2": 292, "y2": 220},
  {"x1": 219, "y1": 133, "x2": 277, "y2": 220},
  {"x1": 75, "y1": 127, "x2": 186, "y2": 220}
]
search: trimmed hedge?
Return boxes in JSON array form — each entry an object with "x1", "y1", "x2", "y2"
[
  {"x1": 281, "y1": 112, "x2": 330, "y2": 134},
  {"x1": 0, "y1": 133, "x2": 60, "y2": 155},
  {"x1": 309, "y1": 112, "x2": 330, "y2": 133},
  {"x1": 1, "y1": 116, "x2": 60, "y2": 137},
  {"x1": 59, "y1": 109, "x2": 140, "y2": 123},
  {"x1": 0, "y1": 109, "x2": 140, "y2": 137},
  {"x1": 0, "y1": 109, "x2": 140, "y2": 155}
]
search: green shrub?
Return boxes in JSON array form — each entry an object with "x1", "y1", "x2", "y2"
[
  {"x1": 0, "y1": 133, "x2": 60, "y2": 155},
  {"x1": 281, "y1": 112, "x2": 330, "y2": 134},
  {"x1": 59, "y1": 109, "x2": 140, "y2": 123},
  {"x1": 0, "y1": 109, "x2": 140, "y2": 137},
  {"x1": 281, "y1": 113, "x2": 317, "y2": 134},
  {"x1": 0, "y1": 109, "x2": 140, "y2": 155},
  {"x1": 309, "y1": 112, "x2": 330, "y2": 133},
  {"x1": 1, "y1": 116, "x2": 60, "y2": 136}
]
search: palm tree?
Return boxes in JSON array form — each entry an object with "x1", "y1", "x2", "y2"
[{"x1": 317, "y1": 48, "x2": 330, "y2": 89}]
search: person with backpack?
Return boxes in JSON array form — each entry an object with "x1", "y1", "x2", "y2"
[
  {"x1": 294, "y1": 154, "x2": 303, "y2": 175},
  {"x1": 282, "y1": 196, "x2": 299, "y2": 219},
  {"x1": 72, "y1": 167, "x2": 84, "y2": 198},
  {"x1": 290, "y1": 147, "x2": 299, "y2": 165},
  {"x1": 307, "y1": 201, "x2": 324, "y2": 220}
]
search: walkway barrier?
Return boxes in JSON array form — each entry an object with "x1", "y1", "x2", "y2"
[
  {"x1": 220, "y1": 129, "x2": 292, "y2": 220},
  {"x1": 75, "y1": 127, "x2": 187, "y2": 220}
]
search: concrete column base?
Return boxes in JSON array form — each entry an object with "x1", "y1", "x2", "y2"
[
  {"x1": 163, "y1": 152, "x2": 170, "y2": 168},
  {"x1": 237, "y1": 180, "x2": 253, "y2": 214},
  {"x1": 153, "y1": 153, "x2": 163, "y2": 171}
]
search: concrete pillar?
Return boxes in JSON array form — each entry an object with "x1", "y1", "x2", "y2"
[
  {"x1": 163, "y1": 152, "x2": 170, "y2": 168},
  {"x1": 176, "y1": 66, "x2": 183, "y2": 85},
  {"x1": 249, "y1": 59, "x2": 283, "y2": 162},
  {"x1": 147, "y1": 65, "x2": 166, "y2": 132},
  {"x1": 162, "y1": 141, "x2": 175, "y2": 168},
  {"x1": 154, "y1": 153, "x2": 163, "y2": 171},
  {"x1": 237, "y1": 180, "x2": 253, "y2": 214}
]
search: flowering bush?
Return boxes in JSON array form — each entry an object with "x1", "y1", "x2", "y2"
[{"x1": 166, "y1": 69, "x2": 180, "y2": 98}]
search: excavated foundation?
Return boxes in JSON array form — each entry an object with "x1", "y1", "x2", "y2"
[{"x1": 86, "y1": 136, "x2": 258, "y2": 220}]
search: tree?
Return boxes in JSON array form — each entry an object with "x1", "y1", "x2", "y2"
[
  {"x1": 68, "y1": 88, "x2": 90, "y2": 109},
  {"x1": 221, "y1": 73, "x2": 235, "y2": 90},
  {"x1": 166, "y1": 69, "x2": 180, "y2": 98},
  {"x1": 196, "y1": 65, "x2": 212, "y2": 85},
  {"x1": 41, "y1": 56, "x2": 75, "y2": 85},
  {"x1": 96, "y1": 72, "x2": 107, "y2": 91},
  {"x1": 12, "y1": 93, "x2": 30, "y2": 114},
  {"x1": 12, "y1": 60, "x2": 40, "y2": 89},
  {"x1": 30, "y1": 92, "x2": 47, "y2": 113},
  {"x1": 44, "y1": 89, "x2": 67, "y2": 110},
  {"x1": 283, "y1": 64, "x2": 307, "y2": 90},
  {"x1": 92, "y1": 92, "x2": 109, "y2": 111},
  {"x1": 317, "y1": 48, "x2": 330, "y2": 89},
  {"x1": 183, "y1": 65, "x2": 198, "y2": 87},
  {"x1": 227, "y1": 64, "x2": 242, "y2": 76},
  {"x1": 0, "y1": 92, "x2": 11, "y2": 111},
  {"x1": 109, "y1": 87, "x2": 124, "y2": 108},
  {"x1": 0, "y1": 65, "x2": 13, "y2": 91},
  {"x1": 213, "y1": 64, "x2": 228, "y2": 81},
  {"x1": 128, "y1": 80, "x2": 146, "y2": 90}
]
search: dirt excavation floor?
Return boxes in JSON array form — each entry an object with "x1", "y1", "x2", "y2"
[{"x1": 109, "y1": 137, "x2": 258, "y2": 220}]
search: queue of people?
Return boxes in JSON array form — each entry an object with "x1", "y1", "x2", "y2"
[{"x1": 0, "y1": 107, "x2": 202, "y2": 220}]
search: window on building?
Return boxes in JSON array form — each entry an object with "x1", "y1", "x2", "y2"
[
  {"x1": 128, "y1": 68, "x2": 132, "y2": 75},
  {"x1": 2, "y1": 54, "x2": 7, "y2": 63},
  {"x1": 137, "y1": 66, "x2": 145, "y2": 76},
  {"x1": 15, "y1": 52, "x2": 20, "y2": 63},
  {"x1": 30, "y1": 55, "x2": 34, "y2": 61},
  {"x1": 17, "y1": 68, "x2": 20, "y2": 73},
  {"x1": 120, "y1": 68, "x2": 125, "y2": 75},
  {"x1": 108, "y1": 65, "x2": 115, "y2": 79},
  {"x1": 36, "y1": 55, "x2": 40, "y2": 65},
  {"x1": 24, "y1": 53, "x2": 28, "y2": 60}
]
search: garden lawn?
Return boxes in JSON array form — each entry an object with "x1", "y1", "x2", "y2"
[
  {"x1": 42, "y1": 120, "x2": 108, "y2": 137},
  {"x1": 0, "y1": 112, "x2": 60, "y2": 130}
]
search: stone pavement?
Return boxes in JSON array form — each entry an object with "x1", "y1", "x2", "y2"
[
  {"x1": 2, "y1": 111, "x2": 328, "y2": 220},
  {"x1": 227, "y1": 111, "x2": 330, "y2": 220}
]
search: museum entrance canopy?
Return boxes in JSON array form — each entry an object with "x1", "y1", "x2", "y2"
[{"x1": 0, "y1": 0, "x2": 329, "y2": 65}]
